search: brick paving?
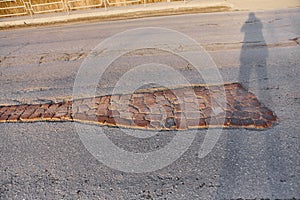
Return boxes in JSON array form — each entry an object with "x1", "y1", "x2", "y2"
[{"x1": 0, "y1": 83, "x2": 277, "y2": 130}]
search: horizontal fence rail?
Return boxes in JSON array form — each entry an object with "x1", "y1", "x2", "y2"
[
  {"x1": 0, "y1": 0, "x2": 175, "y2": 18},
  {"x1": 106, "y1": 0, "x2": 144, "y2": 6},
  {"x1": 0, "y1": 0, "x2": 28, "y2": 17},
  {"x1": 28, "y1": 0, "x2": 66, "y2": 16},
  {"x1": 67, "y1": 0, "x2": 105, "y2": 12}
]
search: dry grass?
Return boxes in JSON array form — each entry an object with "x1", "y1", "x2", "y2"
[
  {"x1": 0, "y1": 0, "x2": 168, "y2": 17},
  {"x1": 0, "y1": 0, "x2": 27, "y2": 17}
]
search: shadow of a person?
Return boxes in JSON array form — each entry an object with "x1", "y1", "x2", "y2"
[
  {"x1": 215, "y1": 13, "x2": 278, "y2": 198},
  {"x1": 239, "y1": 12, "x2": 269, "y2": 97}
]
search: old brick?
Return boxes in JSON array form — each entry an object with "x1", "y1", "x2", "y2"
[
  {"x1": 132, "y1": 97, "x2": 144, "y2": 105},
  {"x1": 230, "y1": 118, "x2": 243, "y2": 126},
  {"x1": 149, "y1": 121, "x2": 162, "y2": 129},
  {"x1": 110, "y1": 95, "x2": 120, "y2": 102},
  {"x1": 144, "y1": 95, "x2": 156, "y2": 106},
  {"x1": 182, "y1": 102, "x2": 199, "y2": 112},
  {"x1": 86, "y1": 108, "x2": 97, "y2": 116},
  {"x1": 164, "y1": 90, "x2": 177, "y2": 101},
  {"x1": 85, "y1": 114, "x2": 97, "y2": 121},
  {"x1": 202, "y1": 107, "x2": 212, "y2": 117},
  {"x1": 20, "y1": 105, "x2": 39, "y2": 119},
  {"x1": 185, "y1": 111, "x2": 203, "y2": 119},
  {"x1": 115, "y1": 118, "x2": 131, "y2": 127},
  {"x1": 242, "y1": 118, "x2": 254, "y2": 126},
  {"x1": 106, "y1": 117, "x2": 116, "y2": 125},
  {"x1": 133, "y1": 113, "x2": 145, "y2": 120},
  {"x1": 128, "y1": 106, "x2": 139, "y2": 114},
  {"x1": 119, "y1": 95, "x2": 131, "y2": 104},
  {"x1": 254, "y1": 119, "x2": 268, "y2": 128},
  {"x1": 184, "y1": 96, "x2": 195, "y2": 103},
  {"x1": 74, "y1": 113, "x2": 86, "y2": 121},
  {"x1": 97, "y1": 116, "x2": 108, "y2": 123},
  {"x1": 100, "y1": 96, "x2": 111, "y2": 105},
  {"x1": 133, "y1": 120, "x2": 149, "y2": 127},
  {"x1": 262, "y1": 112, "x2": 276, "y2": 121},
  {"x1": 175, "y1": 118, "x2": 187, "y2": 130},
  {"x1": 78, "y1": 104, "x2": 90, "y2": 113},
  {"x1": 199, "y1": 118, "x2": 206, "y2": 127},
  {"x1": 145, "y1": 114, "x2": 162, "y2": 121},
  {"x1": 187, "y1": 119, "x2": 200, "y2": 128},
  {"x1": 119, "y1": 112, "x2": 133, "y2": 120},
  {"x1": 248, "y1": 112, "x2": 260, "y2": 120},
  {"x1": 28, "y1": 108, "x2": 45, "y2": 120},
  {"x1": 97, "y1": 107, "x2": 108, "y2": 116},
  {"x1": 137, "y1": 104, "x2": 149, "y2": 113},
  {"x1": 107, "y1": 110, "x2": 120, "y2": 118}
]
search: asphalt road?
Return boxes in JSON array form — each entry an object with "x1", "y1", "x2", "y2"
[{"x1": 0, "y1": 8, "x2": 299, "y2": 199}]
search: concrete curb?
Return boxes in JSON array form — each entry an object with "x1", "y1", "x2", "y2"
[{"x1": 0, "y1": 2, "x2": 232, "y2": 29}]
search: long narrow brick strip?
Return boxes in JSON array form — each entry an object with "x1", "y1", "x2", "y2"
[{"x1": 0, "y1": 83, "x2": 277, "y2": 130}]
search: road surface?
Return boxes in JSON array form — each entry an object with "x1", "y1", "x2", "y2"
[{"x1": 0, "y1": 8, "x2": 299, "y2": 199}]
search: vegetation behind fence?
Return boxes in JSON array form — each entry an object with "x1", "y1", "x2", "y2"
[{"x1": 0, "y1": 0, "x2": 169, "y2": 17}]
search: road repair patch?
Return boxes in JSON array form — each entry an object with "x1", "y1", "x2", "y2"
[{"x1": 0, "y1": 83, "x2": 277, "y2": 130}]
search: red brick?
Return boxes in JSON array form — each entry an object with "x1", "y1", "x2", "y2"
[
  {"x1": 132, "y1": 97, "x2": 144, "y2": 105},
  {"x1": 187, "y1": 119, "x2": 200, "y2": 127},
  {"x1": 164, "y1": 90, "x2": 177, "y2": 101},
  {"x1": 184, "y1": 96, "x2": 195, "y2": 103},
  {"x1": 128, "y1": 106, "x2": 139, "y2": 114},
  {"x1": 20, "y1": 105, "x2": 39, "y2": 119},
  {"x1": 185, "y1": 111, "x2": 203, "y2": 119},
  {"x1": 133, "y1": 113, "x2": 145, "y2": 120},
  {"x1": 137, "y1": 105, "x2": 149, "y2": 113},
  {"x1": 74, "y1": 113, "x2": 87, "y2": 121},
  {"x1": 28, "y1": 108, "x2": 45, "y2": 120},
  {"x1": 115, "y1": 118, "x2": 131, "y2": 126},
  {"x1": 133, "y1": 120, "x2": 149, "y2": 127},
  {"x1": 97, "y1": 116, "x2": 108, "y2": 123},
  {"x1": 144, "y1": 96, "x2": 156, "y2": 106},
  {"x1": 199, "y1": 118, "x2": 206, "y2": 127},
  {"x1": 145, "y1": 114, "x2": 162, "y2": 121},
  {"x1": 110, "y1": 95, "x2": 120, "y2": 102},
  {"x1": 100, "y1": 96, "x2": 111, "y2": 105},
  {"x1": 106, "y1": 117, "x2": 116, "y2": 125},
  {"x1": 85, "y1": 114, "x2": 97, "y2": 121},
  {"x1": 175, "y1": 118, "x2": 187, "y2": 130},
  {"x1": 150, "y1": 121, "x2": 163, "y2": 129},
  {"x1": 119, "y1": 112, "x2": 133, "y2": 120},
  {"x1": 107, "y1": 110, "x2": 120, "y2": 118}
]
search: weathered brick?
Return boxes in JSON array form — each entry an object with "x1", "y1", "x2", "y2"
[
  {"x1": 119, "y1": 112, "x2": 133, "y2": 120},
  {"x1": 133, "y1": 120, "x2": 149, "y2": 127},
  {"x1": 74, "y1": 113, "x2": 87, "y2": 121},
  {"x1": 150, "y1": 121, "x2": 163, "y2": 129},
  {"x1": 175, "y1": 118, "x2": 187, "y2": 130},
  {"x1": 115, "y1": 118, "x2": 131, "y2": 127},
  {"x1": 97, "y1": 116, "x2": 108, "y2": 123},
  {"x1": 164, "y1": 90, "x2": 177, "y2": 101},
  {"x1": 133, "y1": 113, "x2": 145, "y2": 120},
  {"x1": 187, "y1": 119, "x2": 200, "y2": 128},
  {"x1": 145, "y1": 114, "x2": 162, "y2": 121},
  {"x1": 106, "y1": 117, "x2": 116, "y2": 125},
  {"x1": 0, "y1": 82, "x2": 277, "y2": 130},
  {"x1": 185, "y1": 111, "x2": 203, "y2": 119}
]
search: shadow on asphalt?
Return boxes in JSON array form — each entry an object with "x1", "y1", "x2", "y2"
[{"x1": 215, "y1": 13, "x2": 288, "y2": 198}]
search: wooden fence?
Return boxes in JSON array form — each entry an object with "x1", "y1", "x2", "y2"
[{"x1": 0, "y1": 0, "x2": 169, "y2": 17}]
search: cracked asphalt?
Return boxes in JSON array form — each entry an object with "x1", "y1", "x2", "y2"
[{"x1": 0, "y1": 8, "x2": 299, "y2": 199}]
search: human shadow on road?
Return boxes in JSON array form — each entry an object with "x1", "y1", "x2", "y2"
[
  {"x1": 215, "y1": 13, "x2": 278, "y2": 198},
  {"x1": 238, "y1": 12, "x2": 271, "y2": 103}
]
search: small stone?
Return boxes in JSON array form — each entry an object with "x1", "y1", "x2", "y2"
[{"x1": 165, "y1": 117, "x2": 176, "y2": 128}]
